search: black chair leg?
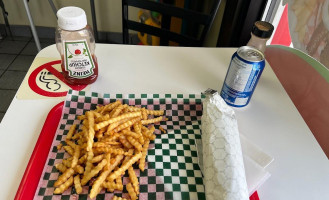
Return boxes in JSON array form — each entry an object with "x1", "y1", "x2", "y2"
[
  {"x1": 122, "y1": 0, "x2": 129, "y2": 44},
  {"x1": 0, "y1": 0, "x2": 13, "y2": 40},
  {"x1": 90, "y1": 0, "x2": 99, "y2": 42}
]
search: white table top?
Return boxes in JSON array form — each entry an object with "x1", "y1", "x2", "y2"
[{"x1": 1, "y1": 44, "x2": 329, "y2": 200}]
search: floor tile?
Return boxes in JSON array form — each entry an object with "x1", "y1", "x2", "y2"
[
  {"x1": 3, "y1": 36, "x2": 31, "y2": 42},
  {"x1": 0, "y1": 40, "x2": 28, "y2": 54},
  {"x1": 0, "y1": 54, "x2": 17, "y2": 70},
  {"x1": 21, "y1": 41, "x2": 55, "y2": 56},
  {"x1": 0, "y1": 112, "x2": 4, "y2": 123},
  {"x1": 8, "y1": 55, "x2": 35, "y2": 71},
  {"x1": 0, "y1": 71, "x2": 26, "y2": 89},
  {"x1": 38, "y1": 37, "x2": 55, "y2": 43},
  {"x1": 0, "y1": 90, "x2": 16, "y2": 112}
]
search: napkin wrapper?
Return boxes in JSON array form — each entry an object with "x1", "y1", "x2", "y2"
[{"x1": 198, "y1": 89, "x2": 249, "y2": 200}]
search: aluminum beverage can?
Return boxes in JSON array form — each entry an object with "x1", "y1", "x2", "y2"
[{"x1": 220, "y1": 46, "x2": 265, "y2": 107}]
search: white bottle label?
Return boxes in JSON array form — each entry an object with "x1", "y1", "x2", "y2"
[{"x1": 63, "y1": 39, "x2": 95, "y2": 79}]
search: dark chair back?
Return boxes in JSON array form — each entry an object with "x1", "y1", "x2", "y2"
[{"x1": 122, "y1": 0, "x2": 221, "y2": 46}]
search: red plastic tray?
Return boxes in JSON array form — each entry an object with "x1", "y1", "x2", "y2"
[
  {"x1": 15, "y1": 102, "x2": 64, "y2": 200},
  {"x1": 14, "y1": 101, "x2": 260, "y2": 200}
]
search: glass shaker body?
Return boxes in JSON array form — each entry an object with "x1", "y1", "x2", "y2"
[
  {"x1": 56, "y1": 6, "x2": 98, "y2": 85},
  {"x1": 55, "y1": 25, "x2": 98, "y2": 85}
]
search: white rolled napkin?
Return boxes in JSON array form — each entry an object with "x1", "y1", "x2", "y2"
[{"x1": 200, "y1": 89, "x2": 249, "y2": 200}]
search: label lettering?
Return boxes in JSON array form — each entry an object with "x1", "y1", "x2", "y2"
[{"x1": 64, "y1": 40, "x2": 95, "y2": 79}]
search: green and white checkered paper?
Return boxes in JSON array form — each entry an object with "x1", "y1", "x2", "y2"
[{"x1": 34, "y1": 90, "x2": 205, "y2": 200}]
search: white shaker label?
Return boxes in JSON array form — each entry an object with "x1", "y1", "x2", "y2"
[{"x1": 63, "y1": 39, "x2": 95, "y2": 79}]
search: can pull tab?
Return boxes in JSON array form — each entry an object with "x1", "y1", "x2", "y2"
[{"x1": 202, "y1": 88, "x2": 218, "y2": 96}]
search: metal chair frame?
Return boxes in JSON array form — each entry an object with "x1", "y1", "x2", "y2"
[{"x1": 122, "y1": 0, "x2": 221, "y2": 46}]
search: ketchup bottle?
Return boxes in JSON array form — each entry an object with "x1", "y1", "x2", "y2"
[{"x1": 55, "y1": 6, "x2": 98, "y2": 85}]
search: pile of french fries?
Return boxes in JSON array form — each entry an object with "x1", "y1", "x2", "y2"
[{"x1": 54, "y1": 100, "x2": 165, "y2": 199}]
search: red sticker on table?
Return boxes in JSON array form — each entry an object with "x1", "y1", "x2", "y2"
[{"x1": 28, "y1": 60, "x2": 87, "y2": 97}]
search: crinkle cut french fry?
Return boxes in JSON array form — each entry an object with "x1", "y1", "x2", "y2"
[
  {"x1": 146, "y1": 109, "x2": 164, "y2": 116},
  {"x1": 100, "y1": 133, "x2": 121, "y2": 143},
  {"x1": 101, "y1": 100, "x2": 121, "y2": 114},
  {"x1": 106, "y1": 118, "x2": 130, "y2": 135},
  {"x1": 90, "y1": 170, "x2": 111, "y2": 198},
  {"x1": 55, "y1": 163, "x2": 67, "y2": 173},
  {"x1": 74, "y1": 175, "x2": 83, "y2": 194},
  {"x1": 110, "y1": 104, "x2": 128, "y2": 118},
  {"x1": 95, "y1": 126, "x2": 107, "y2": 139},
  {"x1": 141, "y1": 107, "x2": 147, "y2": 120},
  {"x1": 113, "y1": 117, "x2": 141, "y2": 133},
  {"x1": 72, "y1": 131, "x2": 82, "y2": 140},
  {"x1": 103, "y1": 178, "x2": 123, "y2": 192},
  {"x1": 66, "y1": 124, "x2": 76, "y2": 141},
  {"x1": 81, "y1": 125, "x2": 88, "y2": 138},
  {"x1": 66, "y1": 140, "x2": 77, "y2": 149},
  {"x1": 126, "y1": 182, "x2": 137, "y2": 200},
  {"x1": 95, "y1": 131, "x2": 104, "y2": 139},
  {"x1": 134, "y1": 123, "x2": 144, "y2": 145},
  {"x1": 93, "y1": 147, "x2": 131, "y2": 156},
  {"x1": 95, "y1": 111, "x2": 142, "y2": 131},
  {"x1": 141, "y1": 126, "x2": 156, "y2": 140},
  {"x1": 86, "y1": 111, "x2": 95, "y2": 152},
  {"x1": 95, "y1": 114, "x2": 110, "y2": 123},
  {"x1": 141, "y1": 116, "x2": 163, "y2": 125},
  {"x1": 91, "y1": 154, "x2": 104, "y2": 163},
  {"x1": 95, "y1": 105, "x2": 104, "y2": 113},
  {"x1": 122, "y1": 130, "x2": 140, "y2": 139},
  {"x1": 54, "y1": 168, "x2": 75, "y2": 187},
  {"x1": 96, "y1": 186, "x2": 103, "y2": 197},
  {"x1": 89, "y1": 154, "x2": 111, "y2": 199},
  {"x1": 74, "y1": 165, "x2": 84, "y2": 174},
  {"x1": 63, "y1": 146, "x2": 74, "y2": 156},
  {"x1": 93, "y1": 141, "x2": 121, "y2": 148},
  {"x1": 57, "y1": 143, "x2": 63, "y2": 150},
  {"x1": 108, "y1": 153, "x2": 142, "y2": 181},
  {"x1": 54, "y1": 176, "x2": 73, "y2": 194},
  {"x1": 139, "y1": 140, "x2": 150, "y2": 171},
  {"x1": 77, "y1": 115, "x2": 86, "y2": 121},
  {"x1": 121, "y1": 149, "x2": 134, "y2": 165},
  {"x1": 112, "y1": 196, "x2": 128, "y2": 200},
  {"x1": 84, "y1": 151, "x2": 94, "y2": 175},
  {"x1": 71, "y1": 145, "x2": 80, "y2": 168},
  {"x1": 81, "y1": 159, "x2": 107, "y2": 185},
  {"x1": 119, "y1": 135, "x2": 134, "y2": 149},
  {"x1": 62, "y1": 157, "x2": 73, "y2": 168},
  {"x1": 149, "y1": 125, "x2": 155, "y2": 133},
  {"x1": 104, "y1": 153, "x2": 112, "y2": 169},
  {"x1": 92, "y1": 111, "x2": 102, "y2": 118},
  {"x1": 78, "y1": 154, "x2": 87, "y2": 165},
  {"x1": 104, "y1": 155, "x2": 124, "y2": 181},
  {"x1": 115, "y1": 176, "x2": 123, "y2": 190},
  {"x1": 128, "y1": 166, "x2": 139, "y2": 195},
  {"x1": 105, "y1": 155, "x2": 123, "y2": 188},
  {"x1": 159, "y1": 126, "x2": 166, "y2": 134},
  {"x1": 126, "y1": 136, "x2": 142, "y2": 152}
]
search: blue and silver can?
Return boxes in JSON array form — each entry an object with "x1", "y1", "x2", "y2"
[{"x1": 220, "y1": 46, "x2": 265, "y2": 107}]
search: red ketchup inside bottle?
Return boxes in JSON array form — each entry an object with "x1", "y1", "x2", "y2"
[{"x1": 60, "y1": 54, "x2": 98, "y2": 85}]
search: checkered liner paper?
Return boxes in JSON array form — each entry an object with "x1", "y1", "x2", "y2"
[{"x1": 34, "y1": 90, "x2": 205, "y2": 200}]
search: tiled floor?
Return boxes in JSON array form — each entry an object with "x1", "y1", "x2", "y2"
[{"x1": 0, "y1": 36, "x2": 55, "y2": 123}]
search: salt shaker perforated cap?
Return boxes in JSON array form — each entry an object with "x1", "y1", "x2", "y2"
[{"x1": 57, "y1": 7, "x2": 87, "y2": 31}]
